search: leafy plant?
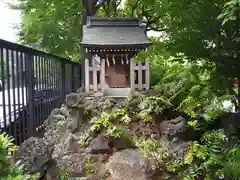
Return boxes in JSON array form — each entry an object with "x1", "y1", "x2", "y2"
[
  {"x1": 174, "y1": 129, "x2": 240, "y2": 179},
  {"x1": 0, "y1": 132, "x2": 39, "y2": 179},
  {"x1": 138, "y1": 96, "x2": 171, "y2": 115},
  {"x1": 78, "y1": 132, "x2": 92, "y2": 147},
  {"x1": 90, "y1": 112, "x2": 122, "y2": 138},
  {"x1": 135, "y1": 137, "x2": 171, "y2": 169}
]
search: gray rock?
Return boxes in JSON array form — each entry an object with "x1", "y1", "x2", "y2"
[
  {"x1": 14, "y1": 137, "x2": 53, "y2": 174},
  {"x1": 59, "y1": 153, "x2": 85, "y2": 177},
  {"x1": 159, "y1": 116, "x2": 188, "y2": 157},
  {"x1": 67, "y1": 108, "x2": 83, "y2": 132},
  {"x1": 45, "y1": 160, "x2": 58, "y2": 180},
  {"x1": 87, "y1": 134, "x2": 111, "y2": 154},
  {"x1": 66, "y1": 93, "x2": 81, "y2": 107},
  {"x1": 159, "y1": 116, "x2": 187, "y2": 139},
  {"x1": 47, "y1": 108, "x2": 66, "y2": 125},
  {"x1": 220, "y1": 112, "x2": 240, "y2": 138},
  {"x1": 106, "y1": 149, "x2": 155, "y2": 180},
  {"x1": 52, "y1": 133, "x2": 82, "y2": 160}
]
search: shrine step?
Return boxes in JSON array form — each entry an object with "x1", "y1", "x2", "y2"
[{"x1": 104, "y1": 88, "x2": 131, "y2": 97}]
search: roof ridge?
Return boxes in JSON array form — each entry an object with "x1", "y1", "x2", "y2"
[
  {"x1": 89, "y1": 16, "x2": 139, "y2": 21},
  {"x1": 86, "y1": 16, "x2": 144, "y2": 27}
]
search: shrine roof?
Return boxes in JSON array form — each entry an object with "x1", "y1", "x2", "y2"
[{"x1": 80, "y1": 16, "x2": 152, "y2": 48}]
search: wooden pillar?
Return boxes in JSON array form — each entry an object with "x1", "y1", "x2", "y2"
[
  {"x1": 100, "y1": 58, "x2": 105, "y2": 92},
  {"x1": 138, "y1": 62, "x2": 143, "y2": 90},
  {"x1": 85, "y1": 58, "x2": 89, "y2": 92},
  {"x1": 145, "y1": 60, "x2": 150, "y2": 90},
  {"x1": 130, "y1": 58, "x2": 135, "y2": 91},
  {"x1": 92, "y1": 56, "x2": 98, "y2": 92}
]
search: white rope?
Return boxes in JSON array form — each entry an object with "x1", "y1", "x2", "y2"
[
  {"x1": 126, "y1": 54, "x2": 129, "y2": 64},
  {"x1": 112, "y1": 54, "x2": 116, "y2": 65},
  {"x1": 121, "y1": 54, "x2": 124, "y2": 64},
  {"x1": 106, "y1": 54, "x2": 110, "y2": 67}
]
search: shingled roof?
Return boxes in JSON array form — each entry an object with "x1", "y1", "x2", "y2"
[{"x1": 80, "y1": 16, "x2": 152, "y2": 48}]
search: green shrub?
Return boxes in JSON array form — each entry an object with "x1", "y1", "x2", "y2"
[
  {"x1": 0, "y1": 132, "x2": 39, "y2": 179},
  {"x1": 167, "y1": 129, "x2": 240, "y2": 180}
]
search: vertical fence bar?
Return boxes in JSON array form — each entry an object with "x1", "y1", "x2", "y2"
[
  {"x1": 6, "y1": 49, "x2": 12, "y2": 135},
  {"x1": 11, "y1": 50, "x2": 17, "y2": 144},
  {"x1": 26, "y1": 54, "x2": 34, "y2": 137},
  {"x1": 35, "y1": 55, "x2": 39, "y2": 130},
  {"x1": 47, "y1": 56, "x2": 51, "y2": 118},
  {"x1": 39, "y1": 56, "x2": 43, "y2": 131},
  {"x1": 61, "y1": 61, "x2": 66, "y2": 100},
  {"x1": 0, "y1": 48, "x2": 7, "y2": 131},
  {"x1": 71, "y1": 64, "x2": 75, "y2": 92},
  {"x1": 20, "y1": 52, "x2": 26, "y2": 141},
  {"x1": 16, "y1": 51, "x2": 22, "y2": 144},
  {"x1": 42, "y1": 56, "x2": 46, "y2": 129},
  {"x1": 79, "y1": 64, "x2": 81, "y2": 89}
]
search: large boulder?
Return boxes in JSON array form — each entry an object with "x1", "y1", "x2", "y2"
[
  {"x1": 66, "y1": 93, "x2": 81, "y2": 107},
  {"x1": 14, "y1": 137, "x2": 53, "y2": 175},
  {"x1": 105, "y1": 149, "x2": 155, "y2": 180},
  {"x1": 46, "y1": 108, "x2": 66, "y2": 125},
  {"x1": 57, "y1": 153, "x2": 86, "y2": 177},
  {"x1": 52, "y1": 132, "x2": 84, "y2": 160},
  {"x1": 159, "y1": 116, "x2": 188, "y2": 157},
  {"x1": 67, "y1": 108, "x2": 83, "y2": 132},
  {"x1": 44, "y1": 108, "x2": 68, "y2": 144},
  {"x1": 66, "y1": 92, "x2": 90, "y2": 108}
]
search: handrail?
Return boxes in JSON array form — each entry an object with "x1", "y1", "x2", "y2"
[{"x1": 0, "y1": 39, "x2": 78, "y2": 64}]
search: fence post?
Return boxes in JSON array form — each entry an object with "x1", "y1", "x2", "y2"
[
  {"x1": 79, "y1": 63, "x2": 82, "y2": 89},
  {"x1": 71, "y1": 64, "x2": 74, "y2": 92},
  {"x1": 26, "y1": 54, "x2": 35, "y2": 137},
  {"x1": 61, "y1": 61, "x2": 66, "y2": 98}
]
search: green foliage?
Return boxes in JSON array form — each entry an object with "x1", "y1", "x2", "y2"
[
  {"x1": 58, "y1": 167, "x2": 71, "y2": 180},
  {"x1": 10, "y1": 0, "x2": 83, "y2": 60},
  {"x1": 0, "y1": 132, "x2": 39, "y2": 179},
  {"x1": 71, "y1": 103, "x2": 93, "y2": 117},
  {"x1": 78, "y1": 131, "x2": 92, "y2": 147},
  {"x1": 90, "y1": 112, "x2": 123, "y2": 138},
  {"x1": 0, "y1": 133, "x2": 17, "y2": 176},
  {"x1": 139, "y1": 96, "x2": 171, "y2": 115},
  {"x1": 0, "y1": 55, "x2": 8, "y2": 80},
  {"x1": 83, "y1": 156, "x2": 95, "y2": 177},
  {"x1": 113, "y1": 108, "x2": 131, "y2": 125},
  {"x1": 219, "y1": 0, "x2": 240, "y2": 25},
  {"x1": 164, "y1": 129, "x2": 240, "y2": 180},
  {"x1": 135, "y1": 137, "x2": 171, "y2": 169}
]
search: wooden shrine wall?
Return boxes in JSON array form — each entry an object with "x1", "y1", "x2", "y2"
[{"x1": 85, "y1": 56, "x2": 150, "y2": 92}]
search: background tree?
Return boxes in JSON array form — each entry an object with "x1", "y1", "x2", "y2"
[
  {"x1": 10, "y1": 0, "x2": 167, "y2": 59},
  {"x1": 10, "y1": 0, "x2": 240, "y2": 108}
]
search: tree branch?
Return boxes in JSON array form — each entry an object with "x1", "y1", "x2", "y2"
[{"x1": 131, "y1": 0, "x2": 140, "y2": 16}]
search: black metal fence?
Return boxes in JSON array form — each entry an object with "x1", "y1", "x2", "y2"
[{"x1": 0, "y1": 39, "x2": 82, "y2": 145}]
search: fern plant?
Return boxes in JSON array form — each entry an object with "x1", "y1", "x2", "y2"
[
  {"x1": 90, "y1": 112, "x2": 122, "y2": 138},
  {"x1": 175, "y1": 129, "x2": 240, "y2": 180},
  {"x1": 0, "y1": 132, "x2": 39, "y2": 179}
]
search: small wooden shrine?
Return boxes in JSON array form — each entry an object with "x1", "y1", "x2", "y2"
[{"x1": 80, "y1": 16, "x2": 152, "y2": 96}]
